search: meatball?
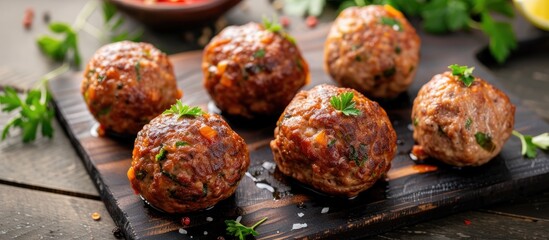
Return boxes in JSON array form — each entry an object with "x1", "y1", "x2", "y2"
[
  {"x1": 128, "y1": 103, "x2": 250, "y2": 213},
  {"x1": 324, "y1": 5, "x2": 420, "y2": 99},
  {"x1": 81, "y1": 41, "x2": 182, "y2": 135},
  {"x1": 202, "y1": 22, "x2": 310, "y2": 118},
  {"x1": 270, "y1": 84, "x2": 397, "y2": 197},
  {"x1": 411, "y1": 70, "x2": 515, "y2": 167}
]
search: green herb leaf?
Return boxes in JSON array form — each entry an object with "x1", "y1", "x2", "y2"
[
  {"x1": 175, "y1": 141, "x2": 189, "y2": 147},
  {"x1": 37, "y1": 22, "x2": 80, "y2": 66},
  {"x1": 135, "y1": 61, "x2": 141, "y2": 81},
  {"x1": 330, "y1": 92, "x2": 361, "y2": 116},
  {"x1": 163, "y1": 100, "x2": 204, "y2": 118},
  {"x1": 262, "y1": 16, "x2": 296, "y2": 44},
  {"x1": 0, "y1": 87, "x2": 54, "y2": 142},
  {"x1": 155, "y1": 147, "x2": 167, "y2": 161},
  {"x1": 254, "y1": 48, "x2": 266, "y2": 58},
  {"x1": 380, "y1": 17, "x2": 403, "y2": 31},
  {"x1": 225, "y1": 217, "x2": 267, "y2": 240},
  {"x1": 480, "y1": 13, "x2": 517, "y2": 64},
  {"x1": 513, "y1": 130, "x2": 549, "y2": 158},
  {"x1": 475, "y1": 132, "x2": 496, "y2": 152},
  {"x1": 465, "y1": 117, "x2": 472, "y2": 130},
  {"x1": 448, "y1": 64, "x2": 475, "y2": 87}
]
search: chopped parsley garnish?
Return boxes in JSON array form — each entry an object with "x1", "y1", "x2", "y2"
[
  {"x1": 135, "y1": 61, "x2": 141, "y2": 81},
  {"x1": 175, "y1": 141, "x2": 189, "y2": 147},
  {"x1": 383, "y1": 67, "x2": 396, "y2": 77},
  {"x1": 512, "y1": 130, "x2": 549, "y2": 158},
  {"x1": 155, "y1": 147, "x2": 167, "y2": 161},
  {"x1": 330, "y1": 92, "x2": 361, "y2": 116},
  {"x1": 449, "y1": 64, "x2": 475, "y2": 87},
  {"x1": 225, "y1": 217, "x2": 268, "y2": 240},
  {"x1": 98, "y1": 75, "x2": 105, "y2": 82},
  {"x1": 413, "y1": 118, "x2": 419, "y2": 126},
  {"x1": 253, "y1": 48, "x2": 266, "y2": 58},
  {"x1": 465, "y1": 117, "x2": 472, "y2": 130},
  {"x1": 262, "y1": 17, "x2": 296, "y2": 44},
  {"x1": 395, "y1": 46, "x2": 401, "y2": 54},
  {"x1": 380, "y1": 17, "x2": 403, "y2": 31},
  {"x1": 355, "y1": 55, "x2": 362, "y2": 62},
  {"x1": 163, "y1": 100, "x2": 204, "y2": 118},
  {"x1": 475, "y1": 132, "x2": 495, "y2": 152}
]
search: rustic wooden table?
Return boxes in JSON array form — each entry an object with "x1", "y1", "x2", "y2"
[{"x1": 1, "y1": 0, "x2": 548, "y2": 239}]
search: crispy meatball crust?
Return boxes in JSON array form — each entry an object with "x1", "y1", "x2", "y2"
[
  {"x1": 324, "y1": 5, "x2": 420, "y2": 99},
  {"x1": 128, "y1": 112, "x2": 250, "y2": 213},
  {"x1": 270, "y1": 84, "x2": 397, "y2": 197},
  {"x1": 81, "y1": 41, "x2": 181, "y2": 135},
  {"x1": 412, "y1": 72, "x2": 515, "y2": 167},
  {"x1": 202, "y1": 22, "x2": 310, "y2": 118}
]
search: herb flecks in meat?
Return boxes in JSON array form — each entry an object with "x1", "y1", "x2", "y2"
[
  {"x1": 253, "y1": 48, "x2": 266, "y2": 58},
  {"x1": 163, "y1": 100, "x2": 204, "y2": 118},
  {"x1": 155, "y1": 147, "x2": 167, "y2": 161},
  {"x1": 512, "y1": 130, "x2": 549, "y2": 158},
  {"x1": 135, "y1": 61, "x2": 141, "y2": 81},
  {"x1": 475, "y1": 132, "x2": 496, "y2": 152},
  {"x1": 225, "y1": 217, "x2": 268, "y2": 240},
  {"x1": 348, "y1": 144, "x2": 368, "y2": 166},
  {"x1": 330, "y1": 92, "x2": 361, "y2": 116},
  {"x1": 449, "y1": 64, "x2": 475, "y2": 87},
  {"x1": 465, "y1": 117, "x2": 472, "y2": 130},
  {"x1": 175, "y1": 141, "x2": 189, "y2": 147},
  {"x1": 380, "y1": 17, "x2": 403, "y2": 31}
]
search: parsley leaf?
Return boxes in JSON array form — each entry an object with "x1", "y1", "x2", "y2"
[
  {"x1": 155, "y1": 147, "x2": 167, "y2": 161},
  {"x1": 254, "y1": 48, "x2": 266, "y2": 58},
  {"x1": 175, "y1": 141, "x2": 189, "y2": 147},
  {"x1": 330, "y1": 92, "x2": 361, "y2": 116},
  {"x1": 475, "y1": 132, "x2": 496, "y2": 152},
  {"x1": 480, "y1": 12, "x2": 517, "y2": 64},
  {"x1": 163, "y1": 100, "x2": 204, "y2": 118},
  {"x1": 513, "y1": 130, "x2": 549, "y2": 158},
  {"x1": 37, "y1": 22, "x2": 81, "y2": 66},
  {"x1": 380, "y1": 17, "x2": 403, "y2": 31},
  {"x1": 449, "y1": 64, "x2": 475, "y2": 87},
  {"x1": 225, "y1": 217, "x2": 267, "y2": 240},
  {"x1": 262, "y1": 17, "x2": 296, "y2": 44},
  {"x1": 0, "y1": 87, "x2": 54, "y2": 142}
]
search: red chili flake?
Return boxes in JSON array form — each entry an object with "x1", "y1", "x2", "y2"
[
  {"x1": 181, "y1": 217, "x2": 191, "y2": 226},
  {"x1": 305, "y1": 16, "x2": 318, "y2": 28},
  {"x1": 23, "y1": 7, "x2": 34, "y2": 29},
  {"x1": 280, "y1": 16, "x2": 290, "y2": 28},
  {"x1": 464, "y1": 219, "x2": 471, "y2": 225}
]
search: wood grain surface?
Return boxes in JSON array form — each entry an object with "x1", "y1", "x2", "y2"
[
  {"x1": 0, "y1": 184, "x2": 116, "y2": 239},
  {"x1": 49, "y1": 24, "x2": 549, "y2": 240}
]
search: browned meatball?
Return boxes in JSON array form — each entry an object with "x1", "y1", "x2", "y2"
[
  {"x1": 324, "y1": 5, "x2": 420, "y2": 99},
  {"x1": 128, "y1": 103, "x2": 249, "y2": 213},
  {"x1": 202, "y1": 22, "x2": 310, "y2": 118},
  {"x1": 270, "y1": 84, "x2": 397, "y2": 197},
  {"x1": 411, "y1": 71, "x2": 515, "y2": 167},
  {"x1": 81, "y1": 41, "x2": 182, "y2": 135}
]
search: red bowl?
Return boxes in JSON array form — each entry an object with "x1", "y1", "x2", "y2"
[{"x1": 109, "y1": 0, "x2": 242, "y2": 28}]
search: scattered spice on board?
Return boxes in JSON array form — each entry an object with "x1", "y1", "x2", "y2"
[
  {"x1": 91, "y1": 212, "x2": 101, "y2": 221},
  {"x1": 181, "y1": 216, "x2": 191, "y2": 226},
  {"x1": 464, "y1": 219, "x2": 472, "y2": 225}
]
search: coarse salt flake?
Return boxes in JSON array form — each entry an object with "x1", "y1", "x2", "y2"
[
  {"x1": 206, "y1": 217, "x2": 213, "y2": 222},
  {"x1": 297, "y1": 213, "x2": 304, "y2": 218},
  {"x1": 178, "y1": 228, "x2": 187, "y2": 234},
  {"x1": 262, "y1": 161, "x2": 276, "y2": 170},
  {"x1": 203, "y1": 231, "x2": 208, "y2": 235},
  {"x1": 292, "y1": 223, "x2": 308, "y2": 230},
  {"x1": 321, "y1": 207, "x2": 329, "y2": 214}
]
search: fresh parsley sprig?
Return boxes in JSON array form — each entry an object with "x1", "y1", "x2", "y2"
[
  {"x1": 512, "y1": 130, "x2": 549, "y2": 158},
  {"x1": 330, "y1": 92, "x2": 361, "y2": 116},
  {"x1": 163, "y1": 100, "x2": 204, "y2": 118},
  {"x1": 225, "y1": 217, "x2": 268, "y2": 240},
  {"x1": 449, "y1": 64, "x2": 475, "y2": 87},
  {"x1": 262, "y1": 17, "x2": 296, "y2": 44}
]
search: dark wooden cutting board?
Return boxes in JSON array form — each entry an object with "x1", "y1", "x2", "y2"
[{"x1": 49, "y1": 25, "x2": 549, "y2": 239}]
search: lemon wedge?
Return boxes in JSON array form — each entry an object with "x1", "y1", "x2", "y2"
[{"x1": 514, "y1": 0, "x2": 549, "y2": 31}]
